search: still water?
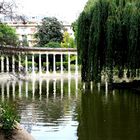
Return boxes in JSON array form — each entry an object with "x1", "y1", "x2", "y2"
[{"x1": 0, "y1": 78, "x2": 140, "y2": 140}]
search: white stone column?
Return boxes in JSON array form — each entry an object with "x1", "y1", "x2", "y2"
[
  {"x1": 32, "y1": 54, "x2": 35, "y2": 74},
  {"x1": 6, "y1": 56, "x2": 9, "y2": 72},
  {"x1": 39, "y1": 53, "x2": 42, "y2": 74},
  {"x1": 18, "y1": 54, "x2": 21, "y2": 72},
  {"x1": 46, "y1": 54, "x2": 49, "y2": 74},
  {"x1": 1, "y1": 56, "x2": 4, "y2": 72},
  {"x1": 61, "y1": 54, "x2": 63, "y2": 74},
  {"x1": 75, "y1": 53, "x2": 78, "y2": 75},
  {"x1": 12, "y1": 55, "x2": 15, "y2": 73},
  {"x1": 53, "y1": 54, "x2": 56, "y2": 73},
  {"x1": 68, "y1": 53, "x2": 71, "y2": 75},
  {"x1": 25, "y1": 55, "x2": 28, "y2": 73}
]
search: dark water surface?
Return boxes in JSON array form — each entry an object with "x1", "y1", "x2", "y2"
[{"x1": 0, "y1": 78, "x2": 140, "y2": 140}]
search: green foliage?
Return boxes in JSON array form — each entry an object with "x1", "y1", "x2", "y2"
[
  {"x1": 35, "y1": 17, "x2": 63, "y2": 47},
  {"x1": 0, "y1": 103, "x2": 20, "y2": 137},
  {"x1": 77, "y1": 0, "x2": 140, "y2": 83},
  {"x1": 61, "y1": 31, "x2": 76, "y2": 48},
  {"x1": 45, "y1": 41, "x2": 61, "y2": 48},
  {"x1": 0, "y1": 23, "x2": 18, "y2": 46}
]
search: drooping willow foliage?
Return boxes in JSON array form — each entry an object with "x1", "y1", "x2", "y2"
[{"x1": 77, "y1": 0, "x2": 140, "y2": 83}]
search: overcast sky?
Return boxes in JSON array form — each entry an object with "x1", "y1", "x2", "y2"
[{"x1": 16, "y1": 0, "x2": 88, "y2": 23}]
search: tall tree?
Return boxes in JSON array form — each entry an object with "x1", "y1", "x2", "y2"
[
  {"x1": 35, "y1": 17, "x2": 63, "y2": 47},
  {"x1": 77, "y1": 0, "x2": 140, "y2": 83}
]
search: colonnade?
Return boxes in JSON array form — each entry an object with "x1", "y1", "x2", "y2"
[{"x1": 0, "y1": 52, "x2": 78, "y2": 75}]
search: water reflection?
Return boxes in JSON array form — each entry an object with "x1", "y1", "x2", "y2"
[
  {"x1": 0, "y1": 78, "x2": 79, "y2": 101},
  {"x1": 78, "y1": 87, "x2": 140, "y2": 140},
  {"x1": 1, "y1": 78, "x2": 140, "y2": 140},
  {"x1": 0, "y1": 77, "x2": 79, "y2": 140}
]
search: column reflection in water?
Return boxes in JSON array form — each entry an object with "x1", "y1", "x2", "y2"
[
  {"x1": 61, "y1": 78, "x2": 63, "y2": 100},
  {"x1": 90, "y1": 81, "x2": 93, "y2": 92},
  {"x1": 53, "y1": 79, "x2": 56, "y2": 99},
  {"x1": 19, "y1": 80, "x2": 22, "y2": 98},
  {"x1": 68, "y1": 53, "x2": 71, "y2": 75},
  {"x1": 68, "y1": 77, "x2": 71, "y2": 99},
  {"x1": 46, "y1": 79, "x2": 49, "y2": 99},
  {"x1": 105, "y1": 81, "x2": 108, "y2": 95},
  {"x1": 32, "y1": 79, "x2": 35, "y2": 100},
  {"x1": 39, "y1": 79, "x2": 42, "y2": 100},
  {"x1": 112, "y1": 90, "x2": 115, "y2": 96},
  {"x1": 12, "y1": 81, "x2": 15, "y2": 100},
  {"x1": 6, "y1": 81, "x2": 10, "y2": 99},
  {"x1": 1, "y1": 82, "x2": 4, "y2": 102},
  {"x1": 97, "y1": 82, "x2": 101, "y2": 92},
  {"x1": 75, "y1": 53, "x2": 78, "y2": 75},
  {"x1": 25, "y1": 81, "x2": 28, "y2": 98},
  {"x1": 75, "y1": 77, "x2": 78, "y2": 99}
]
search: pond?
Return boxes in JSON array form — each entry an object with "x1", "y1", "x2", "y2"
[{"x1": 0, "y1": 78, "x2": 140, "y2": 140}]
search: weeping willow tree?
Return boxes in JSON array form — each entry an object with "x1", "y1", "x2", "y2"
[{"x1": 77, "y1": 0, "x2": 140, "y2": 83}]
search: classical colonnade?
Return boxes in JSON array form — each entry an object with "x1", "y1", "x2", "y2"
[{"x1": 0, "y1": 47, "x2": 78, "y2": 75}]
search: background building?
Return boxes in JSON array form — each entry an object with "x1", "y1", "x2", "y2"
[{"x1": 0, "y1": 15, "x2": 74, "y2": 47}]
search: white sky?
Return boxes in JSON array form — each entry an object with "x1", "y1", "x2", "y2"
[{"x1": 16, "y1": 0, "x2": 88, "y2": 23}]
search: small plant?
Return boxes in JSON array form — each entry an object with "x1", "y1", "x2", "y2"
[{"x1": 0, "y1": 103, "x2": 20, "y2": 138}]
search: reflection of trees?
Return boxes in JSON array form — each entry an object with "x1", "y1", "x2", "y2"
[
  {"x1": 78, "y1": 88, "x2": 140, "y2": 140},
  {"x1": 39, "y1": 100, "x2": 64, "y2": 122}
]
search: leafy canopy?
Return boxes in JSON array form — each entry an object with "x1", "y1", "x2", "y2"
[
  {"x1": 0, "y1": 23, "x2": 18, "y2": 46},
  {"x1": 35, "y1": 17, "x2": 63, "y2": 47},
  {"x1": 61, "y1": 31, "x2": 76, "y2": 48}
]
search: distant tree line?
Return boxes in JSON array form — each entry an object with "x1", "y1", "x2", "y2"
[{"x1": 77, "y1": 0, "x2": 140, "y2": 83}]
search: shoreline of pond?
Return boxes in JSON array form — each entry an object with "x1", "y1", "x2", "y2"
[
  {"x1": 0, "y1": 123, "x2": 35, "y2": 140},
  {"x1": 111, "y1": 80, "x2": 140, "y2": 91}
]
